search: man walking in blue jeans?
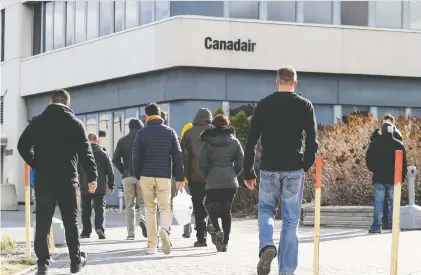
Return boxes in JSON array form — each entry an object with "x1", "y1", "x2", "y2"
[{"x1": 243, "y1": 66, "x2": 318, "y2": 275}]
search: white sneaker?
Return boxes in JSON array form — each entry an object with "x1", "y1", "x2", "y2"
[
  {"x1": 145, "y1": 247, "x2": 157, "y2": 255},
  {"x1": 159, "y1": 229, "x2": 171, "y2": 255}
]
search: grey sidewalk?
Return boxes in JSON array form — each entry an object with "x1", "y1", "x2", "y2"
[{"x1": 2, "y1": 209, "x2": 421, "y2": 274}]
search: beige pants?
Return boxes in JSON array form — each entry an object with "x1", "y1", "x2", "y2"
[
  {"x1": 140, "y1": 177, "x2": 172, "y2": 249},
  {"x1": 123, "y1": 177, "x2": 145, "y2": 238}
]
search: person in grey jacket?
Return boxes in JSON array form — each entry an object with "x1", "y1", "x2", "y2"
[
  {"x1": 79, "y1": 133, "x2": 115, "y2": 239},
  {"x1": 200, "y1": 114, "x2": 244, "y2": 252}
]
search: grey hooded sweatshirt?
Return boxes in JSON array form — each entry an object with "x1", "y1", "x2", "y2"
[{"x1": 199, "y1": 126, "x2": 244, "y2": 190}]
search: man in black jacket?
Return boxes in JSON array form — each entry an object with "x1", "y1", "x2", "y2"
[
  {"x1": 17, "y1": 89, "x2": 97, "y2": 275},
  {"x1": 243, "y1": 66, "x2": 318, "y2": 275},
  {"x1": 369, "y1": 114, "x2": 402, "y2": 229},
  {"x1": 132, "y1": 103, "x2": 185, "y2": 255},
  {"x1": 79, "y1": 133, "x2": 114, "y2": 240},
  {"x1": 113, "y1": 119, "x2": 147, "y2": 240},
  {"x1": 366, "y1": 122, "x2": 407, "y2": 233}
]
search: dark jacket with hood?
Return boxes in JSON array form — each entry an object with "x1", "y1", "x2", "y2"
[
  {"x1": 113, "y1": 120, "x2": 144, "y2": 178},
  {"x1": 17, "y1": 104, "x2": 98, "y2": 190},
  {"x1": 370, "y1": 126, "x2": 402, "y2": 142},
  {"x1": 79, "y1": 143, "x2": 115, "y2": 195},
  {"x1": 181, "y1": 108, "x2": 213, "y2": 183},
  {"x1": 200, "y1": 126, "x2": 244, "y2": 190},
  {"x1": 366, "y1": 123, "x2": 408, "y2": 185}
]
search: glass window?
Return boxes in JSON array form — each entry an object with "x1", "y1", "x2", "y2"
[
  {"x1": 377, "y1": 107, "x2": 405, "y2": 119},
  {"x1": 75, "y1": 1, "x2": 86, "y2": 43},
  {"x1": 139, "y1": 106, "x2": 146, "y2": 125},
  {"x1": 114, "y1": 1, "x2": 125, "y2": 32},
  {"x1": 229, "y1": 1, "x2": 259, "y2": 19},
  {"x1": 99, "y1": 112, "x2": 111, "y2": 152},
  {"x1": 100, "y1": 1, "x2": 113, "y2": 36},
  {"x1": 303, "y1": 1, "x2": 332, "y2": 24},
  {"x1": 86, "y1": 114, "x2": 98, "y2": 135},
  {"x1": 375, "y1": 2, "x2": 402, "y2": 29},
  {"x1": 139, "y1": 1, "x2": 154, "y2": 25},
  {"x1": 53, "y1": 1, "x2": 65, "y2": 49},
  {"x1": 33, "y1": 3, "x2": 42, "y2": 55},
  {"x1": 155, "y1": 1, "x2": 170, "y2": 21},
  {"x1": 267, "y1": 1, "x2": 296, "y2": 22},
  {"x1": 341, "y1": 1, "x2": 368, "y2": 26},
  {"x1": 113, "y1": 111, "x2": 123, "y2": 150},
  {"x1": 229, "y1": 102, "x2": 256, "y2": 118},
  {"x1": 411, "y1": 108, "x2": 421, "y2": 117},
  {"x1": 410, "y1": 1, "x2": 421, "y2": 30},
  {"x1": 160, "y1": 103, "x2": 170, "y2": 125},
  {"x1": 66, "y1": 2, "x2": 75, "y2": 46},
  {"x1": 341, "y1": 105, "x2": 369, "y2": 123},
  {"x1": 124, "y1": 108, "x2": 139, "y2": 135},
  {"x1": 314, "y1": 105, "x2": 333, "y2": 125},
  {"x1": 125, "y1": 1, "x2": 138, "y2": 29},
  {"x1": 87, "y1": 1, "x2": 99, "y2": 40},
  {"x1": 44, "y1": 2, "x2": 54, "y2": 52}
]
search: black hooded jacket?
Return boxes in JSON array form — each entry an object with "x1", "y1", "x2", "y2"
[
  {"x1": 17, "y1": 104, "x2": 98, "y2": 190},
  {"x1": 370, "y1": 126, "x2": 402, "y2": 142},
  {"x1": 366, "y1": 123, "x2": 408, "y2": 185},
  {"x1": 113, "y1": 127, "x2": 143, "y2": 178}
]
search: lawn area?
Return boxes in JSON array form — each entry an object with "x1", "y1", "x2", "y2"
[{"x1": 0, "y1": 235, "x2": 35, "y2": 275}]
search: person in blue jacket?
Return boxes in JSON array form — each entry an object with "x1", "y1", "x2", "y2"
[{"x1": 30, "y1": 168, "x2": 36, "y2": 214}]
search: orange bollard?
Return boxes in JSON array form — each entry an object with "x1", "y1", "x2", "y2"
[
  {"x1": 390, "y1": 150, "x2": 403, "y2": 275},
  {"x1": 24, "y1": 164, "x2": 31, "y2": 260},
  {"x1": 313, "y1": 156, "x2": 322, "y2": 275}
]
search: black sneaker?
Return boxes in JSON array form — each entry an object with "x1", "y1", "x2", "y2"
[
  {"x1": 182, "y1": 233, "x2": 191, "y2": 238},
  {"x1": 80, "y1": 233, "x2": 90, "y2": 239},
  {"x1": 368, "y1": 228, "x2": 382, "y2": 234},
  {"x1": 96, "y1": 229, "x2": 106, "y2": 239},
  {"x1": 194, "y1": 240, "x2": 207, "y2": 247},
  {"x1": 36, "y1": 266, "x2": 48, "y2": 275},
  {"x1": 215, "y1": 231, "x2": 224, "y2": 252},
  {"x1": 70, "y1": 252, "x2": 87, "y2": 274},
  {"x1": 207, "y1": 223, "x2": 217, "y2": 245},
  {"x1": 221, "y1": 243, "x2": 228, "y2": 252},
  {"x1": 257, "y1": 246, "x2": 277, "y2": 275},
  {"x1": 139, "y1": 219, "x2": 147, "y2": 238},
  {"x1": 383, "y1": 224, "x2": 392, "y2": 230}
]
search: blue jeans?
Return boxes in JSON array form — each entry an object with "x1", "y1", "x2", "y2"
[
  {"x1": 372, "y1": 183, "x2": 394, "y2": 231},
  {"x1": 258, "y1": 169, "x2": 305, "y2": 275}
]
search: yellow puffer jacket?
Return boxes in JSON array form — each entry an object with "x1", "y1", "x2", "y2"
[{"x1": 180, "y1": 123, "x2": 193, "y2": 183}]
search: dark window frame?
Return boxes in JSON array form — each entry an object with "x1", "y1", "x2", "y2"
[{"x1": 1, "y1": 9, "x2": 5, "y2": 62}]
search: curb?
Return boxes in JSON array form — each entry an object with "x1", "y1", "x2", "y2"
[{"x1": 12, "y1": 253, "x2": 66, "y2": 275}]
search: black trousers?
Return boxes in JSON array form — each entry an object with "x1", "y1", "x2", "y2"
[
  {"x1": 189, "y1": 181, "x2": 208, "y2": 241},
  {"x1": 35, "y1": 184, "x2": 80, "y2": 268},
  {"x1": 205, "y1": 188, "x2": 237, "y2": 244},
  {"x1": 81, "y1": 193, "x2": 106, "y2": 234},
  {"x1": 383, "y1": 196, "x2": 390, "y2": 226}
]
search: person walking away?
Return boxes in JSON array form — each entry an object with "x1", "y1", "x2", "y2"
[
  {"x1": 113, "y1": 119, "x2": 147, "y2": 240},
  {"x1": 17, "y1": 89, "x2": 97, "y2": 275},
  {"x1": 181, "y1": 108, "x2": 213, "y2": 247},
  {"x1": 132, "y1": 103, "x2": 185, "y2": 255},
  {"x1": 200, "y1": 115, "x2": 244, "y2": 252},
  {"x1": 369, "y1": 113, "x2": 402, "y2": 230},
  {"x1": 30, "y1": 167, "x2": 36, "y2": 214},
  {"x1": 180, "y1": 123, "x2": 194, "y2": 238},
  {"x1": 79, "y1": 133, "x2": 115, "y2": 239},
  {"x1": 366, "y1": 122, "x2": 407, "y2": 233},
  {"x1": 243, "y1": 66, "x2": 318, "y2": 275}
]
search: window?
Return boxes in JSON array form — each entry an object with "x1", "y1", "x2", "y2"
[
  {"x1": 229, "y1": 102, "x2": 256, "y2": 118},
  {"x1": 76, "y1": 115, "x2": 86, "y2": 128},
  {"x1": 114, "y1": 1, "x2": 125, "y2": 32},
  {"x1": 377, "y1": 107, "x2": 405, "y2": 119},
  {"x1": 341, "y1": 1, "x2": 368, "y2": 27},
  {"x1": 66, "y1": 2, "x2": 75, "y2": 46},
  {"x1": 113, "y1": 111, "x2": 123, "y2": 149},
  {"x1": 139, "y1": 106, "x2": 146, "y2": 125},
  {"x1": 267, "y1": 1, "x2": 296, "y2": 22},
  {"x1": 314, "y1": 105, "x2": 333, "y2": 125},
  {"x1": 229, "y1": 1, "x2": 259, "y2": 19},
  {"x1": 410, "y1": 1, "x2": 421, "y2": 30},
  {"x1": 33, "y1": 3, "x2": 42, "y2": 55},
  {"x1": 124, "y1": 108, "x2": 138, "y2": 135},
  {"x1": 75, "y1": 1, "x2": 86, "y2": 44},
  {"x1": 1, "y1": 96, "x2": 4, "y2": 124},
  {"x1": 155, "y1": 1, "x2": 170, "y2": 21},
  {"x1": 99, "y1": 1, "x2": 113, "y2": 36},
  {"x1": 411, "y1": 108, "x2": 421, "y2": 117},
  {"x1": 53, "y1": 1, "x2": 65, "y2": 49},
  {"x1": 44, "y1": 2, "x2": 54, "y2": 52},
  {"x1": 139, "y1": 1, "x2": 154, "y2": 25},
  {"x1": 375, "y1": 2, "x2": 402, "y2": 29},
  {"x1": 99, "y1": 112, "x2": 111, "y2": 152},
  {"x1": 341, "y1": 105, "x2": 369, "y2": 123},
  {"x1": 303, "y1": 1, "x2": 332, "y2": 24},
  {"x1": 87, "y1": 1, "x2": 99, "y2": 40},
  {"x1": 125, "y1": 1, "x2": 138, "y2": 29},
  {"x1": 160, "y1": 103, "x2": 170, "y2": 125},
  {"x1": 1, "y1": 9, "x2": 5, "y2": 61},
  {"x1": 86, "y1": 114, "x2": 98, "y2": 135}
]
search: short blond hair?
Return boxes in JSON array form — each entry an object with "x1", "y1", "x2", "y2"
[{"x1": 277, "y1": 66, "x2": 297, "y2": 85}]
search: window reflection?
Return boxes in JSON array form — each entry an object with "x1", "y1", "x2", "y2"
[
  {"x1": 99, "y1": 112, "x2": 111, "y2": 152},
  {"x1": 53, "y1": 1, "x2": 65, "y2": 49},
  {"x1": 229, "y1": 102, "x2": 256, "y2": 118},
  {"x1": 87, "y1": 1, "x2": 99, "y2": 40},
  {"x1": 86, "y1": 114, "x2": 98, "y2": 135},
  {"x1": 126, "y1": 1, "x2": 138, "y2": 29},
  {"x1": 160, "y1": 103, "x2": 170, "y2": 125},
  {"x1": 115, "y1": 1, "x2": 125, "y2": 32},
  {"x1": 100, "y1": 1, "x2": 113, "y2": 36},
  {"x1": 314, "y1": 105, "x2": 333, "y2": 125},
  {"x1": 267, "y1": 1, "x2": 296, "y2": 22},
  {"x1": 303, "y1": 1, "x2": 332, "y2": 24},
  {"x1": 44, "y1": 2, "x2": 54, "y2": 52},
  {"x1": 341, "y1": 105, "x2": 369, "y2": 123},
  {"x1": 140, "y1": 1, "x2": 154, "y2": 25},
  {"x1": 377, "y1": 107, "x2": 404, "y2": 118},
  {"x1": 139, "y1": 106, "x2": 146, "y2": 125},
  {"x1": 125, "y1": 108, "x2": 139, "y2": 135},
  {"x1": 155, "y1": 1, "x2": 170, "y2": 21},
  {"x1": 66, "y1": 2, "x2": 75, "y2": 46},
  {"x1": 75, "y1": 1, "x2": 86, "y2": 43},
  {"x1": 411, "y1": 108, "x2": 421, "y2": 118},
  {"x1": 229, "y1": 1, "x2": 259, "y2": 19},
  {"x1": 375, "y1": 2, "x2": 402, "y2": 29},
  {"x1": 113, "y1": 111, "x2": 123, "y2": 150},
  {"x1": 341, "y1": 1, "x2": 368, "y2": 27},
  {"x1": 410, "y1": 1, "x2": 421, "y2": 30}
]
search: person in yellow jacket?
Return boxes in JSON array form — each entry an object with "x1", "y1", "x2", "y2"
[{"x1": 180, "y1": 123, "x2": 193, "y2": 238}]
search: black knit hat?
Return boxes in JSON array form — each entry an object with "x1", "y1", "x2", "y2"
[{"x1": 129, "y1": 119, "x2": 143, "y2": 130}]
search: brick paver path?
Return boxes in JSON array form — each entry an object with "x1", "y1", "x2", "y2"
[{"x1": 21, "y1": 213, "x2": 421, "y2": 275}]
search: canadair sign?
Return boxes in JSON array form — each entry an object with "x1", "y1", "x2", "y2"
[{"x1": 204, "y1": 37, "x2": 256, "y2": 52}]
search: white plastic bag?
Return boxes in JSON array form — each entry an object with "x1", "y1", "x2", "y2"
[{"x1": 172, "y1": 188, "x2": 193, "y2": 225}]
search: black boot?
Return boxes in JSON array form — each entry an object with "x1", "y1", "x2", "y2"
[
  {"x1": 36, "y1": 266, "x2": 48, "y2": 275},
  {"x1": 70, "y1": 252, "x2": 87, "y2": 274}
]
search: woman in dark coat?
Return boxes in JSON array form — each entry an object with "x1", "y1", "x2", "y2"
[{"x1": 200, "y1": 114, "x2": 244, "y2": 252}]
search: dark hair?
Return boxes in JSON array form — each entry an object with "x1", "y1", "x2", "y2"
[
  {"x1": 212, "y1": 114, "x2": 230, "y2": 127},
  {"x1": 52, "y1": 89, "x2": 70, "y2": 105},
  {"x1": 129, "y1": 119, "x2": 143, "y2": 130},
  {"x1": 382, "y1": 114, "x2": 395, "y2": 123},
  {"x1": 160, "y1": 111, "x2": 168, "y2": 125},
  {"x1": 145, "y1": 102, "x2": 160, "y2": 116},
  {"x1": 277, "y1": 66, "x2": 297, "y2": 85}
]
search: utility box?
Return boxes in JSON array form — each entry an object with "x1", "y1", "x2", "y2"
[
  {"x1": 401, "y1": 166, "x2": 421, "y2": 230},
  {"x1": 33, "y1": 217, "x2": 66, "y2": 246}
]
